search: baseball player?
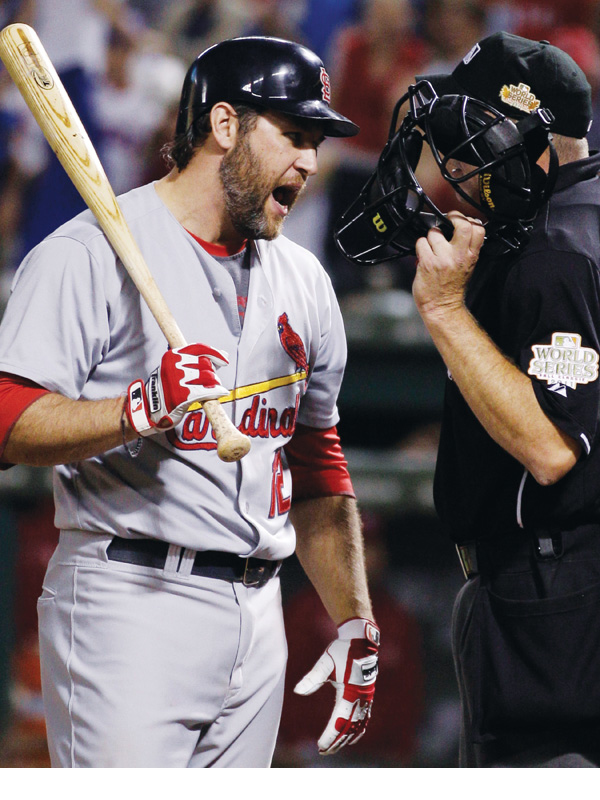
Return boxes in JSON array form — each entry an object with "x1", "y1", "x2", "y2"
[{"x1": 0, "y1": 37, "x2": 380, "y2": 767}]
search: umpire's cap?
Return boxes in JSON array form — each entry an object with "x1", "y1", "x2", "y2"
[
  {"x1": 418, "y1": 31, "x2": 593, "y2": 138},
  {"x1": 175, "y1": 36, "x2": 359, "y2": 139}
]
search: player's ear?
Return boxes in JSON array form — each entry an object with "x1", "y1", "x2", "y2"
[{"x1": 210, "y1": 102, "x2": 240, "y2": 151}]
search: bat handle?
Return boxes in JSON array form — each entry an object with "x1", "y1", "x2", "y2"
[{"x1": 202, "y1": 399, "x2": 251, "y2": 462}]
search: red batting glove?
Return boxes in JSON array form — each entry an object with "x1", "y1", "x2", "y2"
[
  {"x1": 294, "y1": 617, "x2": 380, "y2": 755},
  {"x1": 126, "y1": 343, "x2": 229, "y2": 436}
]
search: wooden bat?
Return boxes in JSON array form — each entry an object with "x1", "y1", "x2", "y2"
[{"x1": 0, "y1": 22, "x2": 251, "y2": 462}]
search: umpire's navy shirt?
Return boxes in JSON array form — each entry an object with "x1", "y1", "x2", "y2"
[{"x1": 434, "y1": 152, "x2": 600, "y2": 544}]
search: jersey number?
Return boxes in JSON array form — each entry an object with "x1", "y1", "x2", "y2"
[{"x1": 269, "y1": 450, "x2": 291, "y2": 518}]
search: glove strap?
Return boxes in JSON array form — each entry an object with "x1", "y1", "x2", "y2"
[
  {"x1": 337, "y1": 618, "x2": 381, "y2": 646},
  {"x1": 126, "y1": 380, "x2": 154, "y2": 437}
]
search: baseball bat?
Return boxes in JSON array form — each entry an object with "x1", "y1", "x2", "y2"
[{"x1": 0, "y1": 23, "x2": 251, "y2": 462}]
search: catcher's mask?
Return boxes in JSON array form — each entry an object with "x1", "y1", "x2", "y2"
[{"x1": 333, "y1": 81, "x2": 558, "y2": 264}]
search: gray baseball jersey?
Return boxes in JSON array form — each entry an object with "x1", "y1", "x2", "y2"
[{"x1": 0, "y1": 182, "x2": 347, "y2": 560}]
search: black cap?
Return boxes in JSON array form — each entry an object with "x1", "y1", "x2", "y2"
[
  {"x1": 176, "y1": 37, "x2": 359, "y2": 139},
  {"x1": 417, "y1": 31, "x2": 592, "y2": 138}
]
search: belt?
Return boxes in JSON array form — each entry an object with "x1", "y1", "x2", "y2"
[
  {"x1": 106, "y1": 536, "x2": 281, "y2": 588},
  {"x1": 456, "y1": 531, "x2": 564, "y2": 580}
]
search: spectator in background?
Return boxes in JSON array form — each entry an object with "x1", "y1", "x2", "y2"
[
  {"x1": 322, "y1": 0, "x2": 431, "y2": 295},
  {"x1": 0, "y1": 0, "x2": 184, "y2": 258},
  {"x1": 0, "y1": 0, "x2": 35, "y2": 28},
  {"x1": 94, "y1": 26, "x2": 185, "y2": 195},
  {"x1": 160, "y1": 0, "x2": 249, "y2": 67},
  {"x1": 484, "y1": 0, "x2": 598, "y2": 42},
  {"x1": 0, "y1": 71, "x2": 24, "y2": 282},
  {"x1": 297, "y1": 0, "x2": 360, "y2": 64},
  {"x1": 411, "y1": 0, "x2": 488, "y2": 234},
  {"x1": 421, "y1": 0, "x2": 486, "y2": 74},
  {"x1": 241, "y1": 0, "x2": 303, "y2": 41},
  {"x1": 0, "y1": 0, "x2": 126, "y2": 261},
  {"x1": 331, "y1": 0, "x2": 429, "y2": 161},
  {"x1": 276, "y1": 511, "x2": 425, "y2": 767}
]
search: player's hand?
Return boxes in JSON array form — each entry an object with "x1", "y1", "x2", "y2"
[
  {"x1": 294, "y1": 617, "x2": 380, "y2": 755},
  {"x1": 126, "y1": 343, "x2": 229, "y2": 436}
]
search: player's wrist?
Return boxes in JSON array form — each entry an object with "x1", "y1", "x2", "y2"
[
  {"x1": 126, "y1": 380, "x2": 156, "y2": 437},
  {"x1": 337, "y1": 618, "x2": 380, "y2": 645}
]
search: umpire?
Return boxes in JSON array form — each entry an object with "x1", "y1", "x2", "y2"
[{"x1": 408, "y1": 33, "x2": 600, "y2": 766}]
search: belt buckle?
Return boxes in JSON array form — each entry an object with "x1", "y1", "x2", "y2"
[
  {"x1": 456, "y1": 542, "x2": 478, "y2": 580},
  {"x1": 242, "y1": 558, "x2": 281, "y2": 587},
  {"x1": 243, "y1": 558, "x2": 268, "y2": 587}
]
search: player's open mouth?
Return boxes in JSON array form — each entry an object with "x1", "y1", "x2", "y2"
[{"x1": 271, "y1": 184, "x2": 301, "y2": 216}]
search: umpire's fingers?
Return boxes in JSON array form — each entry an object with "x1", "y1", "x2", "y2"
[{"x1": 446, "y1": 211, "x2": 486, "y2": 257}]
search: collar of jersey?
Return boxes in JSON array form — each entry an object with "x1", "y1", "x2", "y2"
[{"x1": 185, "y1": 228, "x2": 247, "y2": 257}]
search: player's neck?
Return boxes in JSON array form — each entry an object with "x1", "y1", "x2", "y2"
[{"x1": 154, "y1": 161, "x2": 247, "y2": 252}]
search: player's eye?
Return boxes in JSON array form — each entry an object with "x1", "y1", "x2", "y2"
[{"x1": 284, "y1": 131, "x2": 303, "y2": 146}]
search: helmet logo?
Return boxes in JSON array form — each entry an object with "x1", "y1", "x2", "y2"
[
  {"x1": 499, "y1": 83, "x2": 540, "y2": 114},
  {"x1": 320, "y1": 67, "x2": 331, "y2": 103}
]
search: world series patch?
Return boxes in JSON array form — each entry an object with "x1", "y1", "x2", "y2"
[{"x1": 528, "y1": 332, "x2": 599, "y2": 389}]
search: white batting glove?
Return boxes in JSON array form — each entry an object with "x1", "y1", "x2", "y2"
[
  {"x1": 126, "y1": 342, "x2": 229, "y2": 436},
  {"x1": 294, "y1": 617, "x2": 380, "y2": 755}
]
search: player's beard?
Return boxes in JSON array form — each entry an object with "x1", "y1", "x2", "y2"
[{"x1": 219, "y1": 131, "x2": 300, "y2": 241}]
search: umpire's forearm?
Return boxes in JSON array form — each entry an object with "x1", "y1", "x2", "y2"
[
  {"x1": 291, "y1": 495, "x2": 374, "y2": 625},
  {"x1": 3, "y1": 392, "x2": 132, "y2": 466}
]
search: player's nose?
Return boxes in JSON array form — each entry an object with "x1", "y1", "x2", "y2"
[{"x1": 294, "y1": 146, "x2": 318, "y2": 177}]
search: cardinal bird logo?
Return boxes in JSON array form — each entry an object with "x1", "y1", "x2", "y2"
[{"x1": 277, "y1": 312, "x2": 308, "y2": 374}]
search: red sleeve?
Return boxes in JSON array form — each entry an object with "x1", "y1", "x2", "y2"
[
  {"x1": 284, "y1": 423, "x2": 355, "y2": 501},
  {"x1": 0, "y1": 373, "x2": 50, "y2": 469}
]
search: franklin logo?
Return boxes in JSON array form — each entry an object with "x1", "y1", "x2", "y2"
[
  {"x1": 528, "y1": 332, "x2": 599, "y2": 388},
  {"x1": 148, "y1": 372, "x2": 161, "y2": 413},
  {"x1": 361, "y1": 657, "x2": 379, "y2": 683},
  {"x1": 499, "y1": 83, "x2": 540, "y2": 114}
]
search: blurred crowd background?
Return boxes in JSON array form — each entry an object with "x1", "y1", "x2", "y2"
[{"x1": 1, "y1": 0, "x2": 600, "y2": 769}]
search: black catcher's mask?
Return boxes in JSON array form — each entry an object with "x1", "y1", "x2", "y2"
[{"x1": 334, "y1": 81, "x2": 558, "y2": 264}]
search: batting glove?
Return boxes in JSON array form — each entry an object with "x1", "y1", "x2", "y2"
[
  {"x1": 294, "y1": 617, "x2": 380, "y2": 755},
  {"x1": 126, "y1": 343, "x2": 229, "y2": 436}
]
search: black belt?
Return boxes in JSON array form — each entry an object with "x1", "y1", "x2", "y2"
[
  {"x1": 456, "y1": 532, "x2": 564, "y2": 580},
  {"x1": 107, "y1": 536, "x2": 281, "y2": 588}
]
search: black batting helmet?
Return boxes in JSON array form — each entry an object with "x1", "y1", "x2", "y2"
[{"x1": 175, "y1": 36, "x2": 359, "y2": 139}]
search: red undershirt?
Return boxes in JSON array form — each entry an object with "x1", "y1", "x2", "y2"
[
  {"x1": 185, "y1": 229, "x2": 247, "y2": 257},
  {"x1": 0, "y1": 373, "x2": 49, "y2": 468}
]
